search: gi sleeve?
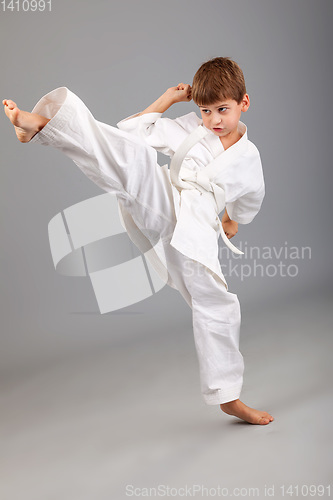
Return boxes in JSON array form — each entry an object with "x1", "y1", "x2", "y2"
[
  {"x1": 117, "y1": 111, "x2": 201, "y2": 157},
  {"x1": 225, "y1": 143, "x2": 265, "y2": 224},
  {"x1": 226, "y1": 181, "x2": 265, "y2": 224}
]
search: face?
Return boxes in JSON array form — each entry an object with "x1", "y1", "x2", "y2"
[{"x1": 198, "y1": 94, "x2": 250, "y2": 142}]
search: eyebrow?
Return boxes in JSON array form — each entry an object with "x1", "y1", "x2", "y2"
[{"x1": 198, "y1": 103, "x2": 229, "y2": 108}]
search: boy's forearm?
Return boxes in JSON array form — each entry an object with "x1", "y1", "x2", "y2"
[
  {"x1": 137, "y1": 93, "x2": 176, "y2": 117},
  {"x1": 136, "y1": 84, "x2": 192, "y2": 117}
]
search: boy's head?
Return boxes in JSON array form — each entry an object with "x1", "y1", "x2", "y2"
[
  {"x1": 192, "y1": 57, "x2": 250, "y2": 144},
  {"x1": 192, "y1": 57, "x2": 247, "y2": 105}
]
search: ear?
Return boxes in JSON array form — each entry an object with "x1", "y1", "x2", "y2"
[{"x1": 241, "y1": 94, "x2": 250, "y2": 112}]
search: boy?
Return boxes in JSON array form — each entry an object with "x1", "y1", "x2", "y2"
[{"x1": 3, "y1": 57, "x2": 274, "y2": 425}]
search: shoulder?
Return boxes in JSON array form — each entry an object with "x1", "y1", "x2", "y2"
[
  {"x1": 232, "y1": 136, "x2": 264, "y2": 189},
  {"x1": 243, "y1": 138, "x2": 263, "y2": 170},
  {"x1": 173, "y1": 112, "x2": 202, "y2": 132},
  {"x1": 245, "y1": 137, "x2": 260, "y2": 158}
]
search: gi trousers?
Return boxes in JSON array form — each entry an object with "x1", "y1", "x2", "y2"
[{"x1": 30, "y1": 87, "x2": 244, "y2": 405}]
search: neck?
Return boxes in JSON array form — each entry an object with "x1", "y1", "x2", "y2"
[{"x1": 220, "y1": 129, "x2": 242, "y2": 150}]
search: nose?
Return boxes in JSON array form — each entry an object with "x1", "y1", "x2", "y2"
[{"x1": 212, "y1": 112, "x2": 222, "y2": 125}]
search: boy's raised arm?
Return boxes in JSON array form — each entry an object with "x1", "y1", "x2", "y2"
[{"x1": 137, "y1": 83, "x2": 192, "y2": 116}]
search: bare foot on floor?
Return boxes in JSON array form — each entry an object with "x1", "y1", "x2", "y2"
[
  {"x1": 2, "y1": 99, "x2": 49, "y2": 142},
  {"x1": 220, "y1": 399, "x2": 274, "y2": 425}
]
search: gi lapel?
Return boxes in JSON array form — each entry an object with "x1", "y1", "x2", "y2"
[
  {"x1": 170, "y1": 125, "x2": 245, "y2": 256},
  {"x1": 204, "y1": 122, "x2": 249, "y2": 180}
]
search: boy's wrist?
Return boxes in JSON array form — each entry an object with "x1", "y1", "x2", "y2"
[{"x1": 222, "y1": 211, "x2": 231, "y2": 222}]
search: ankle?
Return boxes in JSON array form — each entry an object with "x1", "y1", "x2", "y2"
[
  {"x1": 36, "y1": 115, "x2": 50, "y2": 131},
  {"x1": 221, "y1": 399, "x2": 239, "y2": 408},
  {"x1": 220, "y1": 399, "x2": 241, "y2": 415}
]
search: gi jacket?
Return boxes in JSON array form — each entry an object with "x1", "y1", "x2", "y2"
[{"x1": 117, "y1": 111, "x2": 265, "y2": 290}]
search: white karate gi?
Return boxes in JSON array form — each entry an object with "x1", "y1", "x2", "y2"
[{"x1": 30, "y1": 87, "x2": 265, "y2": 405}]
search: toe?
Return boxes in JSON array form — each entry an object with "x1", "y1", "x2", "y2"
[{"x1": 5, "y1": 99, "x2": 16, "y2": 109}]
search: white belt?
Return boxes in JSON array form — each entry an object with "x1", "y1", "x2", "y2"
[{"x1": 170, "y1": 126, "x2": 244, "y2": 255}]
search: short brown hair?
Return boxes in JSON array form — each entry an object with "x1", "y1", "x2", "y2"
[{"x1": 192, "y1": 57, "x2": 247, "y2": 105}]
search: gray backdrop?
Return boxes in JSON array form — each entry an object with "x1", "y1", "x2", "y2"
[{"x1": 1, "y1": 1, "x2": 332, "y2": 499}]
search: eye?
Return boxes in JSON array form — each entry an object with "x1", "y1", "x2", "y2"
[
  {"x1": 202, "y1": 109, "x2": 211, "y2": 114},
  {"x1": 219, "y1": 107, "x2": 227, "y2": 112}
]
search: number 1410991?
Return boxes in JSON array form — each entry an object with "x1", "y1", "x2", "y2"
[{"x1": 2, "y1": 0, "x2": 51, "y2": 11}]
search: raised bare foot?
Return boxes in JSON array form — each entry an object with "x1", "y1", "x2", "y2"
[
  {"x1": 220, "y1": 399, "x2": 274, "y2": 425},
  {"x1": 2, "y1": 99, "x2": 49, "y2": 143}
]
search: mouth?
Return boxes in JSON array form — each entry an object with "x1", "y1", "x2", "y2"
[{"x1": 213, "y1": 127, "x2": 223, "y2": 132}]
